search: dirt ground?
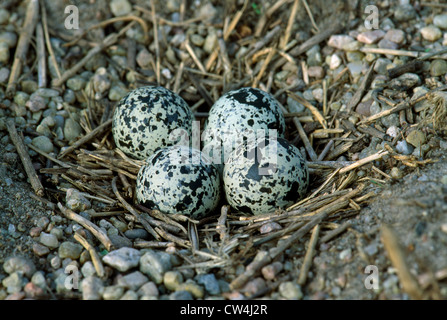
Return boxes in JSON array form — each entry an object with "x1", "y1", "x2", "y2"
[{"x1": 0, "y1": 0, "x2": 447, "y2": 300}]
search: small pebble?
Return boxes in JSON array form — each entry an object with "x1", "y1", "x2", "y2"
[
  {"x1": 3, "y1": 256, "x2": 36, "y2": 278},
  {"x1": 259, "y1": 222, "x2": 282, "y2": 234},
  {"x1": 430, "y1": 59, "x2": 447, "y2": 77},
  {"x1": 103, "y1": 285, "x2": 124, "y2": 300},
  {"x1": 434, "y1": 14, "x2": 447, "y2": 30},
  {"x1": 120, "y1": 290, "x2": 138, "y2": 300},
  {"x1": 329, "y1": 54, "x2": 342, "y2": 70},
  {"x1": 176, "y1": 279, "x2": 204, "y2": 299},
  {"x1": 394, "y1": 4, "x2": 416, "y2": 22},
  {"x1": 39, "y1": 232, "x2": 59, "y2": 249},
  {"x1": 241, "y1": 277, "x2": 266, "y2": 297},
  {"x1": 137, "y1": 281, "x2": 159, "y2": 298},
  {"x1": 406, "y1": 130, "x2": 426, "y2": 147},
  {"x1": 108, "y1": 85, "x2": 128, "y2": 101},
  {"x1": 24, "y1": 282, "x2": 45, "y2": 299},
  {"x1": 420, "y1": 25, "x2": 442, "y2": 42},
  {"x1": 81, "y1": 276, "x2": 104, "y2": 300},
  {"x1": 109, "y1": 0, "x2": 132, "y2": 17},
  {"x1": 66, "y1": 188, "x2": 91, "y2": 212},
  {"x1": 58, "y1": 241, "x2": 83, "y2": 260},
  {"x1": 81, "y1": 261, "x2": 97, "y2": 278},
  {"x1": 102, "y1": 247, "x2": 141, "y2": 272},
  {"x1": 163, "y1": 270, "x2": 184, "y2": 291},
  {"x1": 195, "y1": 274, "x2": 220, "y2": 295},
  {"x1": 357, "y1": 30, "x2": 385, "y2": 44},
  {"x1": 170, "y1": 290, "x2": 193, "y2": 300},
  {"x1": 384, "y1": 29, "x2": 405, "y2": 44},
  {"x1": 66, "y1": 76, "x2": 86, "y2": 91},
  {"x1": 139, "y1": 250, "x2": 172, "y2": 284},
  {"x1": 307, "y1": 66, "x2": 324, "y2": 78},
  {"x1": 118, "y1": 271, "x2": 149, "y2": 291},
  {"x1": 327, "y1": 35, "x2": 354, "y2": 50},
  {"x1": 32, "y1": 243, "x2": 50, "y2": 257},
  {"x1": 2, "y1": 272, "x2": 25, "y2": 294},
  {"x1": 396, "y1": 140, "x2": 414, "y2": 155},
  {"x1": 279, "y1": 281, "x2": 303, "y2": 300},
  {"x1": 64, "y1": 118, "x2": 82, "y2": 142}
]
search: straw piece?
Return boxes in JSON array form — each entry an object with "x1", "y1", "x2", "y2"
[
  {"x1": 298, "y1": 224, "x2": 320, "y2": 285},
  {"x1": 381, "y1": 224, "x2": 424, "y2": 300},
  {"x1": 57, "y1": 203, "x2": 113, "y2": 251},
  {"x1": 74, "y1": 233, "x2": 105, "y2": 278},
  {"x1": 6, "y1": 0, "x2": 39, "y2": 97},
  {"x1": 6, "y1": 119, "x2": 44, "y2": 197}
]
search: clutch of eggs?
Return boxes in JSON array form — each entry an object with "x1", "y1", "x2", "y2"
[
  {"x1": 223, "y1": 136, "x2": 309, "y2": 215},
  {"x1": 112, "y1": 86, "x2": 194, "y2": 160},
  {"x1": 136, "y1": 145, "x2": 221, "y2": 219},
  {"x1": 202, "y1": 87, "x2": 286, "y2": 171}
]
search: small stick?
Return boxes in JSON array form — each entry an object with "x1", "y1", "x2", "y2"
[
  {"x1": 133, "y1": 240, "x2": 175, "y2": 249},
  {"x1": 126, "y1": 38, "x2": 136, "y2": 70},
  {"x1": 52, "y1": 23, "x2": 135, "y2": 87},
  {"x1": 293, "y1": 117, "x2": 318, "y2": 161},
  {"x1": 223, "y1": 0, "x2": 249, "y2": 41},
  {"x1": 381, "y1": 224, "x2": 424, "y2": 300},
  {"x1": 216, "y1": 205, "x2": 229, "y2": 241},
  {"x1": 298, "y1": 224, "x2": 320, "y2": 285},
  {"x1": 185, "y1": 40, "x2": 206, "y2": 74},
  {"x1": 6, "y1": 119, "x2": 44, "y2": 197},
  {"x1": 155, "y1": 227, "x2": 190, "y2": 248},
  {"x1": 118, "y1": 172, "x2": 132, "y2": 198},
  {"x1": 288, "y1": 91, "x2": 327, "y2": 129},
  {"x1": 319, "y1": 221, "x2": 351, "y2": 243},
  {"x1": 36, "y1": 23, "x2": 46, "y2": 88},
  {"x1": 317, "y1": 140, "x2": 334, "y2": 161},
  {"x1": 150, "y1": 0, "x2": 160, "y2": 83},
  {"x1": 302, "y1": 0, "x2": 319, "y2": 32},
  {"x1": 347, "y1": 61, "x2": 376, "y2": 112},
  {"x1": 57, "y1": 119, "x2": 113, "y2": 159},
  {"x1": 57, "y1": 202, "x2": 113, "y2": 251},
  {"x1": 280, "y1": 0, "x2": 299, "y2": 49},
  {"x1": 74, "y1": 233, "x2": 105, "y2": 278},
  {"x1": 339, "y1": 150, "x2": 389, "y2": 174},
  {"x1": 388, "y1": 60, "x2": 424, "y2": 79},
  {"x1": 40, "y1": 0, "x2": 62, "y2": 81},
  {"x1": 253, "y1": 47, "x2": 275, "y2": 88},
  {"x1": 360, "y1": 47, "x2": 419, "y2": 58},
  {"x1": 111, "y1": 177, "x2": 160, "y2": 241},
  {"x1": 6, "y1": 0, "x2": 39, "y2": 97},
  {"x1": 244, "y1": 25, "x2": 282, "y2": 60},
  {"x1": 358, "y1": 101, "x2": 411, "y2": 124}
]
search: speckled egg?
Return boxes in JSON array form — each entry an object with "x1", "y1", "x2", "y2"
[
  {"x1": 112, "y1": 86, "x2": 194, "y2": 160},
  {"x1": 136, "y1": 145, "x2": 221, "y2": 219},
  {"x1": 223, "y1": 136, "x2": 308, "y2": 215},
  {"x1": 202, "y1": 87, "x2": 286, "y2": 169}
]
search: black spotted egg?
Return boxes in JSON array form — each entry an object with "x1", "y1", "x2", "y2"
[
  {"x1": 202, "y1": 87, "x2": 286, "y2": 171},
  {"x1": 112, "y1": 86, "x2": 194, "y2": 160},
  {"x1": 136, "y1": 145, "x2": 221, "y2": 219},
  {"x1": 223, "y1": 136, "x2": 309, "y2": 215}
]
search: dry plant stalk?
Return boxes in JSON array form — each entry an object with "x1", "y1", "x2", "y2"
[
  {"x1": 57, "y1": 203, "x2": 113, "y2": 251},
  {"x1": 6, "y1": 119, "x2": 44, "y2": 197},
  {"x1": 381, "y1": 224, "x2": 424, "y2": 300},
  {"x1": 6, "y1": 0, "x2": 39, "y2": 97},
  {"x1": 74, "y1": 233, "x2": 105, "y2": 278}
]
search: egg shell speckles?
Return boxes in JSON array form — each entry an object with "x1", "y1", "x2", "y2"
[
  {"x1": 202, "y1": 87, "x2": 286, "y2": 168},
  {"x1": 136, "y1": 145, "x2": 221, "y2": 219},
  {"x1": 112, "y1": 86, "x2": 194, "y2": 160},
  {"x1": 223, "y1": 136, "x2": 309, "y2": 215}
]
